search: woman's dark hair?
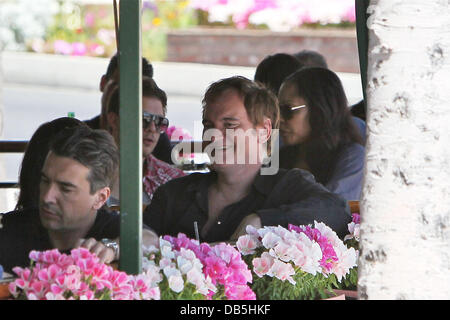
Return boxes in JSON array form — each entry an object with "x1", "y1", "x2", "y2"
[
  {"x1": 108, "y1": 76, "x2": 167, "y2": 115},
  {"x1": 15, "y1": 117, "x2": 85, "y2": 210},
  {"x1": 254, "y1": 53, "x2": 304, "y2": 96},
  {"x1": 280, "y1": 67, "x2": 363, "y2": 184}
]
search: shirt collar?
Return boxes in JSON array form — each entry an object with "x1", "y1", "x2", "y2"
[{"x1": 187, "y1": 168, "x2": 282, "y2": 196}]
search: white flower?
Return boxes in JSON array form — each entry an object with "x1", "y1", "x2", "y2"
[
  {"x1": 331, "y1": 244, "x2": 358, "y2": 282},
  {"x1": 163, "y1": 266, "x2": 181, "y2": 279},
  {"x1": 168, "y1": 274, "x2": 184, "y2": 293},
  {"x1": 261, "y1": 231, "x2": 281, "y2": 249},
  {"x1": 177, "y1": 256, "x2": 193, "y2": 274},
  {"x1": 236, "y1": 234, "x2": 261, "y2": 255}
]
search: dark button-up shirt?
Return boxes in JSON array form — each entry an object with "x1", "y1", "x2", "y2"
[
  {"x1": 0, "y1": 207, "x2": 120, "y2": 273},
  {"x1": 143, "y1": 168, "x2": 351, "y2": 243}
]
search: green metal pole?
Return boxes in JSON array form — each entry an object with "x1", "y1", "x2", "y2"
[
  {"x1": 355, "y1": 0, "x2": 370, "y2": 102},
  {"x1": 118, "y1": 0, "x2": 142, "y2": 274}
]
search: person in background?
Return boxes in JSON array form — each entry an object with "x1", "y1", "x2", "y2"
[
  {"x1": 254, "y1": 53, "x2": 304, "y2": 96},
  {"x1": 142, "y1": 76, "x2": 351, "y2": 245},
  {"x1": 84, "y1": 52, "x2": 174, "y2": 164},
  {"x1": 293, "y1": 49, "x2": 366, "y2": 143},
  {"x1": 278, "y1": 67, "x2": 365, "y2": 201},
  {"x1": 293, "y1": 49, "x2": 328, "y2": 69},
  {"x1": 0, "y1": 125, "x2": 159, "y2": 273},
  {"x1": 15, "y1": 117, "x2": 85, "y2": 210},
  {"x1": 103, "y1": 76, "x2": 185, "y2": 206}
]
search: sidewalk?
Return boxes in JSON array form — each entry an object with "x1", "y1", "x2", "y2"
[{"x1": 1, "y1": 51, "x2": 363, "y2": 104}]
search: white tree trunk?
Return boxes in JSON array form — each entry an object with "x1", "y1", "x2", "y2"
[{"x1": 359, "y1": 0, "x2": 450, "y2": 299}]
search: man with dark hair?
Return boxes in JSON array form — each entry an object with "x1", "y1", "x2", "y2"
[
  {"x1": 143, "y1": 76, "x2": 351, "y2": 244},
  {"x1": 0, "y1": 126, "x2": 157, "y2": 273},
  {"x1": 293, "y1": 49, "x2": 328, "y2": 69},
  {"x1": 254, "y1": 53, "x2": 304, "y2": 96},
  {"x1": 103, "y1": 76, "x2": 184, "y2": 206},
  {"x1": 84, "y1": 52, "x2": 173, "y2": 164}
]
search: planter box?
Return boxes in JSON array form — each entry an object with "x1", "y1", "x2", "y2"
[{"x1": 167, "y1": 27, "x2": 360, "y2": 73}]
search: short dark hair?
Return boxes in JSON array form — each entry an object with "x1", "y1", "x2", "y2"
[
  {"x1": 254, "y1": 53, "x2": 304, "y2": 95},
  {"x1": 293, "y1": 50, "x2": 328, "y2": 69},
  {"x1": 16, "y1": 117, "x2": 85, "y2": 210},
  {"x1": 48, "y1": 126, "x2": 119, "y2": 194},
  {"x1": 108, "y1": 76, "x2": 167, "y2": 115},
  {"x1": 105, "y1": 52, "x2": 154, "y2": 80},
  {"x1": 203, "y1": 76, "x2": 280, "y2": 130}
]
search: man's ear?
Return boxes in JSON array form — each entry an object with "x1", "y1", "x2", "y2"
[
  {"x1": 258, "y1": 118, "x2": 272, "y2": 144},
  {"x1": 93, "y1": 187, "x2": 111, "y2": 210}
]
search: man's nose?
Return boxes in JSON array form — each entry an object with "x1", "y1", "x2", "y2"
[
  {"x1": 145, "y1": 120, "x2": 158, "y2": 133},
  {"x1": 41, "y1": 183, "x2": 58, "y2": 204}
]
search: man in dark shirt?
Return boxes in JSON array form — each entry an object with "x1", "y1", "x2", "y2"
[
  {"x1": 143, "y1": 76, "x2": 351, "y2": 243},
  {"x1": 0, "y1": 126, "x2": 154, "y2": 273}
]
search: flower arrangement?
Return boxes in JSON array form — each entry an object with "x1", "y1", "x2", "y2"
[
  {"x1": 189, "y1": 0, "x2": 356, "y2": 32},
  {"x1": 5, "y1": 220, "x2": 358, "y2": 300},
  {"x1": 163, "y1": 233, "x2": 256, "y2": 300},
  {"x1": 339, "y1": 213, "x2": 360, "y2": 289},
  {"x1": 236, "y1": 222, "x2": 357, "y2": 299},
  {"x1": 141, "y1": 238, "x2": 217, "y2": 300},
  {"x1": 8, "y1": 248, "x2": 160, "y2": 300}
]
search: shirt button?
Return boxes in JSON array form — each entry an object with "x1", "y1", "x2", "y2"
[{"x1": 217, "y1": 221, "x2": 221, "y2": 225}]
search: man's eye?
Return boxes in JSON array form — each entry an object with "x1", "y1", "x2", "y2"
[
  {"x1": 225, "y1": 123, "x2": 238, "y2": 129},
  {"x1": 61, "y1": 188, "x2": 72, "y2": 194}
]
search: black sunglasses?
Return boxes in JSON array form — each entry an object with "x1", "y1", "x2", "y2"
[
  {"x1": 142, "y1": 112, "x2": 169, "y2": 132},
  {"x1": 279, "y1": 104, "x2": 307, "y2": 120}
]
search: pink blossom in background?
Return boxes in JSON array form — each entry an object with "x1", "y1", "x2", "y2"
[
  {"x1": 53, "y1": 40, "x2": 72, "y2": 55},
  {"x1": 97, "y1": 28, "x2": 115, "y2": 46},
  {"x1": 167, "y1": 126, "x2": 193, "y2": 141},
  {"x1": 89, "y1": 43, "x2": 105, "y2": 56},
  {"x1": 71, "y1": 42, "x2": 87, "y2": 56},
  {"x1": 192, "y1": 0, "x2": 356, "y2": 31},
  {"x1": 84, "y1": 12, "x2": 96, "y2": 28}
]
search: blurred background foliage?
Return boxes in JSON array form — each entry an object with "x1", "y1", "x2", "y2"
[{"x1": 0, "y1": 0, "x2": 355, "y2": 61}]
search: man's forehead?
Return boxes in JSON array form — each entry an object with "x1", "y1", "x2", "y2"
[
  {"x1": 203, "y1": 90, "x2": 247, "y2": 121},
  {"x1": 43, "y1": 152, "x2": 90, "y2": 180}
]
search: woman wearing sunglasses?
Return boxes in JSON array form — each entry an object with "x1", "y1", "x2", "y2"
[
  {"x1": 278, "y1": 67, "x2": 365, "y2": 201},
  {"x1": 102, "y1": 76, "x2": 185, "y2": 206}
]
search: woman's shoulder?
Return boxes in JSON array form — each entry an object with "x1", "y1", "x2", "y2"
[{"x1": 339, "y1": 142, "x2": 365, "y2": 159}]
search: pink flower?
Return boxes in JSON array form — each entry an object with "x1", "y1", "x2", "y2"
[
  {"x1": 71, "y1": 42, "x2": 87, "y2": 56},
  {"x1": 225, "y1": 284, "x2": 256, "y2": 300},
  {"x1": 261, "y1": 231, "x2": 281, "y2": 249},
  {"x1": 236, "y1": 235, "x2": 260, "y2": 255},
  {"x1": 252, "y1": 252, "x2": 274, "y2": 278},
  {"x1": 53, "y1": 40, "x2": 72, "y2": 55},
  {"x1": 269, "y1": 241, "x2": 293, "y2": 262},
  {"x1": 268, "y1": 260, "x2": 295, "y2": 285},
  {"x1": 84, "y1": 12, "x2": 96, "y2": 28}
]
